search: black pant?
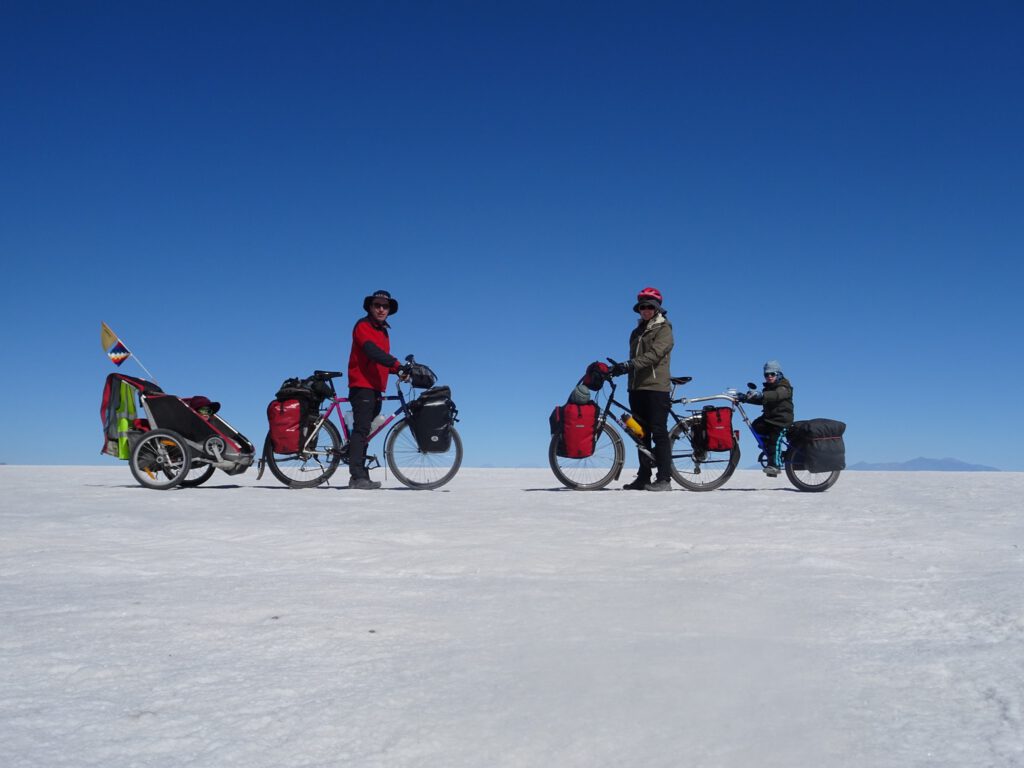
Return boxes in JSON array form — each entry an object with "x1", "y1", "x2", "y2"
[
  {"x1": 348, "y1": 387, "x2": 382, "y2": 480},
  {"x1": 628, "y1": 389, "x2": 672, "y2": 482},
  {"x1": 752, "y1": 416, "x2": 784, "y2": 467}
]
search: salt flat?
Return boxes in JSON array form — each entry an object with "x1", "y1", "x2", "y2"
[{"x1": 1, "y1": 466, "x2": 1022, "y2": 767}]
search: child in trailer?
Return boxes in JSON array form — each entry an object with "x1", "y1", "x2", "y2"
[{"x1": 737, "y1": 360, "x2": 794, "y2": 476}]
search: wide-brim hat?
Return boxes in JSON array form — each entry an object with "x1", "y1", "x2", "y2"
[
  {"x1": 184, "y1": 395, "x2": 220, "y2": 415},
  {"x1": 363, "y1": 290, "x2": 398, "y2": 315},
  {"x1": 633, "y1": 299, "x2": 663, "y2": 313}
]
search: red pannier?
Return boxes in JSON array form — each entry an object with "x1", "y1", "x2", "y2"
[
  {"x1": 702, "y1": 406, "x2": 734, "y2": 452},
  {"x1": 267, "y1": 399, "x2": 303, "y2": 453},
  {"x1": 550, "y1": 402, "x2": 599, "y2": 458}
]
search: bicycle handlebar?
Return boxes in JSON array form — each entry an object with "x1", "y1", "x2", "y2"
[{"x1": 672, "y1": 392, "x2": 738, "y2": 406}]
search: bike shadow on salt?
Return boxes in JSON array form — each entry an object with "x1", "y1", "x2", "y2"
[
  {"x1": 522, "y1": 486, "x2": 802, "y2": 493},
  {"x1": 250, "y1": 485, "x2": 454, "y2": 492},
  {"x1": 523, "y1": 487, "x2": 624, "y2": 492},
  {"x1": 715, "y1": 486, "x2": 802, "y2": 492}
]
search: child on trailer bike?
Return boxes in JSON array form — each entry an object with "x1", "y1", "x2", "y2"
[
  {"x1": 347, "y1": 289, "x2": 410, "y2": 490},
  {"x1": 608, "y1": 286, "x2": 675, "y2": 492},
  {"x1": 736, "y1": 360, "x2": 794, "y2": 476}
]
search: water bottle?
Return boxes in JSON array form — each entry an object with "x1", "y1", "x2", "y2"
[
  {"x1": 344, "y1": 411, "x2": 387, "y2": 434},
  {"x1": 622, "y1": 413, "x2": 644, "y2": 438}
]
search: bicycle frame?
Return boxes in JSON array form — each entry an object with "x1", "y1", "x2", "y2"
[
  {"x1": 300, "y1": 376, "x2": 414, "y2": 455},
  {"x1": 593, "y1": 375, "x2": 691, "y2": 461},
  {"x1": 674, "y1": 391, "x2": 787, "y2": 467}
]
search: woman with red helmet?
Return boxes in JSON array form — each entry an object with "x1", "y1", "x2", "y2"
[{"x1": 609, "y1": 286, "x2": 675, "y2": 491}]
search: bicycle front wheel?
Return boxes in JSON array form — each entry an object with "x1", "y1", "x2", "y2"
[
  {"x1": 264, "y1": 419, "x2": 342, "y2": 488},
  {"x1": 669, "y1": 420, "x2": 739, "y2": 491},
  {"x1": 385, "y1": 419, "x2": 463, "y2": 489},
  {"x1": 549, "y1": 422, "x2": 625, "y2": 490}
]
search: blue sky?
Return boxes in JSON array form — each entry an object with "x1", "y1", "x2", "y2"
[{"x1": 2, "y1": 1, "x2": 1022, "y2": 469}]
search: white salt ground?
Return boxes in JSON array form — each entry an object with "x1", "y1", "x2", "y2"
[{"x1": 1, "y1": 466, "x2": 1022, "y2": 767}]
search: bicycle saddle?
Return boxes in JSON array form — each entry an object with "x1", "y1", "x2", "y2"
[
  {"x1": 670, "y1": 376, "x2": 692, "y2": 386},
  {"x1": 313, "y1": 370, "x2": 344, "y2": 379}
]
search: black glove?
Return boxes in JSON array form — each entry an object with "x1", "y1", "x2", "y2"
[
  {"x1": 609, "y1": 361, "x2": 631, "y2": 377},
  {"x1": 735, "y1": 392, "x2": 748, "y2": 403}
]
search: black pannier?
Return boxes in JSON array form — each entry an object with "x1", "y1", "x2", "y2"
[
  {"x1": 788, "y1": 418, "x2": 846, "y2": 472},
  {"x1": 408, "y1": 385, "x2": 455, "y2": 452}
]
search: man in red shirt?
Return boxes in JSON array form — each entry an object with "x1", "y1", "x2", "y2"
[{"x1": 347, "y1": 290, "x2": 405, "y2": 489}]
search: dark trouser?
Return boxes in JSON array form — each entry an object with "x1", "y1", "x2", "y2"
[
  {"x1": 752, "y1": 416, "x2": 784, "y2": 467},
  {"x1": 629, "y1": 389, "x2": 672, "y2": 482},
  {"x1": 348, "y1": 387, "x2": 382, "y2": 480}
]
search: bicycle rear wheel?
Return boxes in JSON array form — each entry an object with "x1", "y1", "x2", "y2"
[
  {"x1": 785, "y1": 458, "x2": 841, "y2": 492},
  {"x1": 549, "y1": 422, "x2": 624, "y2": 490},
  {"x1": 669, "y1": 420, "x2": 739, "y2": 491},
  {"x1": 385, "y1": 419, "x2": 463, "y2": 489},
  {"x1": 264, "y1": 419, "x2": 342, "y2": 488}
]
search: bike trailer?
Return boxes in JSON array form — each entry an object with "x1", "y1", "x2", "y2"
[
  {"x1": 408, "y1": 385, "x2": 457, "y2": 453},
  {"x1": 787, "y1": 418, "x2": 846, "y2": 472},
  {"x1": 101, "y1": 372, "x2": 255, "y2": 476}
]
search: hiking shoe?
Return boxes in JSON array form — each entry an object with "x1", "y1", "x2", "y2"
[
  {"x1": 349, "y1": 477, "x2": 382, "y2": 490},
  {"x1": 763, "y1": 465, "x2": 780, "y2": 477},
  {"x1": 644, "y1": 479, "x2": 672, "y2": 492},
  {"x1": 623, "y1": 478, "x2": 651, "y2": 490}
]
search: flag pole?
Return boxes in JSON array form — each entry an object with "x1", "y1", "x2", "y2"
[{"x1": 123, "y1": 344, "x2": 159, "y2": 383}]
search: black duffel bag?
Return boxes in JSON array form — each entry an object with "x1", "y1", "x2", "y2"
[
  {"x1": 407, "y1": 386, "x2": 456, "y2": 452},
  {"x1": 788, "y1": 418, "x2": 846, "y2": 473}
]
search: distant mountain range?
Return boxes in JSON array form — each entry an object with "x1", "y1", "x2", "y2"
[{"x1": 847, "y1": 457, "x2": 1000, "y2": 472}]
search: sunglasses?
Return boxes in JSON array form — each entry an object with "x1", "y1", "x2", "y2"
[
  {"x1": 765, "y1": 372, "x2": 778, "y2": 378},
  {"x1": 638, "y1": 304, "x2": 657, "y2": 311},
  {"x1": 371, "y1": 303, "x2": 391, "y2": 310}
]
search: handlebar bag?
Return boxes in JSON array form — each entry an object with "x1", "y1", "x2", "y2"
[
  {"x1": 788, "y1": 418, "x2": 846, "y2": 472},
  {"x1": 408, "y1": 389, "x2": 456, "y2": 452},
  {"x1": 702, "y1": 406, "x2": 734, "y2": 452},
  {"x1": 408, "y1": 363, "x2": 438, "y2": 390},
  {"x1": 550, "y1": 402, "x2": 598, "y2": 458},
  {"x1": 583, "y1": 362, "x2": 609, "y2": 391}
]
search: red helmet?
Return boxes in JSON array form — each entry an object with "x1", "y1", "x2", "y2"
[
  {"x1": 633, "y1": 286, "x2": 663, "y2": 313},
  {"x1": 636, "y1": 286, "x2": 663, "y2": 304}
]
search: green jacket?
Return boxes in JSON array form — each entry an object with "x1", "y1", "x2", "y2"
[{"x1": 628, "y1": 312, "x2": 674, "y2": 392}]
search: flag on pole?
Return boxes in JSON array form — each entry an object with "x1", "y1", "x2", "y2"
[
  {"x1": 99, "y1": 321, "x2": 157, "y2": 381},
  {"x1": 107, "y1": 341, "x2": 131, "y2": 366},
  {"x1": 101, "y1": 321, "x2": 119, "y2": 352}
]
